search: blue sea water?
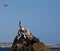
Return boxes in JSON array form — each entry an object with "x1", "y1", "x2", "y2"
[
  {"x1": 51, "y1": 48, "x2": 60, "y2": 51},
  {"x1": 0, "y1": 47, "x2": 60, "y2": 51},
  {"x1": 0, "y1": 47, "x2": 10, "y2": 51}
]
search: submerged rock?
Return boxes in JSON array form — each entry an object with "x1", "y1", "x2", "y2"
[{"x1": 10, "y1": 21, "x2": 52, "y2": 51}]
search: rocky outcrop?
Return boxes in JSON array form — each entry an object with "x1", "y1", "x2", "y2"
[
  {"x1": 33, "y1": 42, "x2": 52, "y2": 51},
  {"x1": 10, "y1": 21, "x2": 52, "y2": 51}
]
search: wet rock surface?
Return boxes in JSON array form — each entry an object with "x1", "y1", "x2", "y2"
[{"x1": 10, "y1": 22, "x2": 52, "y2": 51}]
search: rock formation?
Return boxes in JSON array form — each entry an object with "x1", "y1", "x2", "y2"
[{"x1": 10, "y1": 21, "x2": 52, "y2": 51}]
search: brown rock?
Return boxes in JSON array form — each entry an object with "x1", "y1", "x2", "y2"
[
  {"x1": 10, "y1": 21, "x2": 52, "y2": 51},
  {"x1": 33, "y1": 42, "x2": 52, "y2": 51}
]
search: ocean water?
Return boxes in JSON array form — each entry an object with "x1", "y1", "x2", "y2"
[
  {"x1": 0, "y1": 47, "x2": 60, "y2": 51},
  {"x1": 0, "y1": 47, "x2": 10, "y2": 51},
  {"x1": 51, "y1": 48, "x2": 60, "y2": 51}
]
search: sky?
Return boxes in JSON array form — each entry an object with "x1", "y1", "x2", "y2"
[{"x1": 0, "y1": 0, "x2": 60, "y2": 44}]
